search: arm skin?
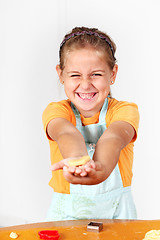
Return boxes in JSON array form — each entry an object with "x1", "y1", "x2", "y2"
[
  {"x1": 47, "y1": 118, "x2": 88, "y2": 158},
  {"x1": 47, "y1": 118, "x2": 95, "y2": 176},
  {"x1": 48, "y1": 118, "x2": 135, "y2": 185},
  {"x1": 92, "y1": 120, "x2": 135, "y2": 182}
]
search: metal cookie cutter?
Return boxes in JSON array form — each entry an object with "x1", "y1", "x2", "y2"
[{"x1": 87, "y1": 221, "x2": 103, "y2": 232}]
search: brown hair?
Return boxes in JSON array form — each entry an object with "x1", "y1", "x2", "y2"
[{"x1": 59, "y1": 26, "x2": 117, "y2": 71}]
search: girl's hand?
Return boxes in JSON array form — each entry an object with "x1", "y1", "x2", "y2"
[
  {"x1": 63, "y1": 161, "x2": 107, "y2": 185},
  {"x1": 50, "y1": 157, "x2": 95, "y2": 177}
]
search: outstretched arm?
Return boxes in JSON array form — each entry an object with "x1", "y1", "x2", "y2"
[
  {"x1": 48, "y1": 118, "x2": 95, "y2": 177},
  {"x1": 92, "y1": 120, "x2": 135, "y2": 180},
  {"x1": 47, "y1": 118, "x2": 88, "y2": 159}
]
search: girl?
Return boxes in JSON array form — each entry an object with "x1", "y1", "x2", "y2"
[{"x1": 42, "y1": 26, "x2": 139, "y2": 221}]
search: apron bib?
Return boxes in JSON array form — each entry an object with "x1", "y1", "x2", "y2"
[{"x1": 46, "y1": 98, "x2": 137, "y2": 221}]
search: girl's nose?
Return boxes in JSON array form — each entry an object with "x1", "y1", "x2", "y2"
[{"x1": 80, "y1": 77, "x2": 91, "y2": 89}]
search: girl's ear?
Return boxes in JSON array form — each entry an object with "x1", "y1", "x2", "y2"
[
  {"x1": 110, "y1": 64, "x2": 118, "y2": 85},
  {"x1": 56, "y1": 64, "x2": 64, "y2": 84}
]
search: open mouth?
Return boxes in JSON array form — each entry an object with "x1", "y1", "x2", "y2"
[{"x1": 76, "y1": 92, "x2": 97, "y2": 100}]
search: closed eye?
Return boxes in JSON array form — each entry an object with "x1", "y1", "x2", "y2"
[
  {"x1": 92, "y1": 73, "x2": 102, "y2": 76},
  {"x1": 70, "y1": 74, "x2": 80, "y2": 77}
]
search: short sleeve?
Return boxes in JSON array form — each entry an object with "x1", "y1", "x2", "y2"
[
  {"x1": 42, "y1": 100, "x2": 76, "y2": 139},
  {"x1": 106, "y1": 98, "x2": 140, "y2": 142}
]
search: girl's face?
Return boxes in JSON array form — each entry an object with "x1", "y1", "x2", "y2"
[{"x1": 56, "y1": 47, "x2": 118, "y2": 117}]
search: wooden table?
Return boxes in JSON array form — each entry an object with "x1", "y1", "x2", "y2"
[{"x1": 1, "y1": 219, "x2": 160, "y2": 239}]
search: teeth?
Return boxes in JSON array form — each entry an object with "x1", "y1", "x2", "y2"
[{"x1": 78, "y1": 93, "x2": 95, "y2": 99}]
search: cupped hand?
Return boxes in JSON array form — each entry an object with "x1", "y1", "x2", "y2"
[
  {"x1": 63, "y1": 161, "x2": 108, "y2": 185},
  {"x1": 50, "y1": 157, "x2": 95, "y2": 177}
]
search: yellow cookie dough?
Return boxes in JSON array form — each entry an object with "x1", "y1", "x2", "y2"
[
  {"x1": 9, "y1": 232, "x2": 18, "y2": 239},
  {"x1": 143, "y1": 230, "x2": 160, "y2": 240},
  {"x1": 68, "y1": 155, "x2": 90, "y2": 167}
]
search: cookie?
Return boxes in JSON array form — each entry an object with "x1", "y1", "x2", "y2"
[{"x1": 68, "y1": 155, "x2": 90, "y2": 167}]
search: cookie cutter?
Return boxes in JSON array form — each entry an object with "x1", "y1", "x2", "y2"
[
  {"x1": 87, "y1": 221, "x2": 103, "y2": 232},
  {"x1": 38, "y1": 230, "x2": 60, "y2": 240}
]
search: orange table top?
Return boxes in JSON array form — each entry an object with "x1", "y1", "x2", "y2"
[{"x1": 1, "y1": 219, "x2": 160, "y2": 240}]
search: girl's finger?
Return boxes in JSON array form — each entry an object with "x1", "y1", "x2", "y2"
[
  {"x1": 50, "y1": 160, "x2": 66, "y2": 171},
  {"x1": 84, "y1": 160, "x2": 95, "y2": 171},
  {"x1": 80, "y1": 170, "x2": 88, "y2": 177}
]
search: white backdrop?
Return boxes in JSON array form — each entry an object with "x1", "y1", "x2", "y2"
[{"x1": 0, "y1": 0, "x2": 160, "y2": 226}]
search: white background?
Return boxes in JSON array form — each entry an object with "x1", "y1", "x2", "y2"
[{"x1": 0, "y1": 0, "x2": 160, "y2": 226}]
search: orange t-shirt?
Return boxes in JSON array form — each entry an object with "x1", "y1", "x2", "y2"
[{"x1": 42, "y1": 98, "x2": 139, "y2": 194}]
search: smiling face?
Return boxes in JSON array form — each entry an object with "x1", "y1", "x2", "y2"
[{"x1": 56, "y1": 47, "x2": 118, "y2": 117}]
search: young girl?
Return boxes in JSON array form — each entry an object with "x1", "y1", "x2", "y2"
[{"x1": 42, "y1": 26, "x2": 139, "y2": 221}]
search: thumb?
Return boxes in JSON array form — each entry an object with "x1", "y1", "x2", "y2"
[{"x1": 50, "y1": 160, "x2": 66, "y2": 171}]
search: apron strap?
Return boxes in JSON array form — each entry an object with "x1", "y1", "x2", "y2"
[
  {"x1": 71, "y1": 102, "x2": 82, "y2": 126},
  {"x1": 98, "y1": 97, "x2": 108, "y2": 125}
]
